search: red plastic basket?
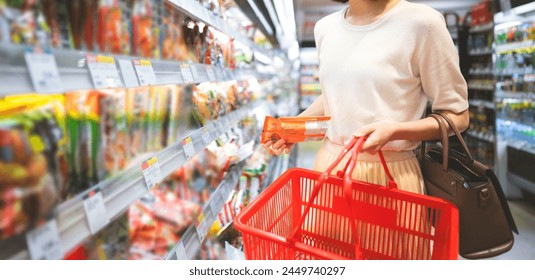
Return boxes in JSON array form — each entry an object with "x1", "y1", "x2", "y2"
[{"x1": 235, "y1": 137, "x2": 459, "y2": 260}]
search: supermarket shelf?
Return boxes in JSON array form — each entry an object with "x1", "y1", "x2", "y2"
[
  {"x1": 468, "y1": 85, "x2": 495, "y2": 91},
  {"x1": 469, "y1": 69, "x2": 494, "y2": 76},
  {"x1": 469, "y1": 22, "x2": 494, "y2": 33},
  {"x1": 469, "y1": 99, "x2": 495, "y2": 109},
  {"x1": 496, "y1": 90, "x2": 535, "y2": 100},
  {"x1": 496, "y1": 40, "x2": 535, "y2": 54},
  {"x1": 166, "y1": 162, "x2": 245, "y2": 260},
  {"x1": 168, "y1": 0, "x2": 271, "y2": 60},
  {"x1": 2, "y1": 101, "x2": 260, "y2": 260},
  {"x1": 0, "y1": 43, "x2": 249, "y2": 96},
  {"x1": 495, "y1": 69, "x2": 534, "y2": 76},
  {"x1": 469, "y1": 47, "x2": 493, "y2": 56},
  {"x1": 466, "y1": 130, "x2": 495, "y2": 143}
]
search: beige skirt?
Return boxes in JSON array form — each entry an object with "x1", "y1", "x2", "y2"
[
  {"x1": 312, "y1": 138, "x2": 425, "y2": 195},
  {"x1": 304, "y1": 138, "x2": 431, "y2": 259}
]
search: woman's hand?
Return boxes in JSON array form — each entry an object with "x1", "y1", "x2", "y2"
[
  {"x1": 263, "y1": 139, "x2": 294, "y2": 156},
  {"x1": 353, "y1": 122, "x2": 398, "y2": 153}
]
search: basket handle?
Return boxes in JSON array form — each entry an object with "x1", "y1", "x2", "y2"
[
  {"x1": 287, "y1": 137, "x2": 360, "y2": 241},
  {"x1": 338, "y1": 140, "x2": 397, "y2": 189}
]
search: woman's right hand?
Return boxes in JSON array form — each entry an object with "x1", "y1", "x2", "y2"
[{"x1": 263, "y1": 139, "x2": 294, "y2": 156}]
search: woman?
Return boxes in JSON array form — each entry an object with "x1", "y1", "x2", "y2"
[
  {"x1": 266, "y1": 0, "x2": 468, "y2": 259},
  {"x1": 266, "y1": 0, "x2": 469, "y2": 195}
]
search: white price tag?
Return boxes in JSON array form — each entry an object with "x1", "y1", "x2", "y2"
[
  {"x1": 196, "y1": 210, "x2": 213, "y2": 242},
  {"x1": 195, "y1": 65, "x2": 208, "y2": 81},
  {"x1": 25, "y1": 220, "x2": 62, "y2": 260},
  {"x1": 190, "y1": 64, "x2": 200, "y2": 82},
  {"x1": 182, "y1": 136, "x2": 196, "y2": 159},
  {"x1": 206, "y1": 66, "x2": 216, "y2": 81},
  {"x1": 141, "y1": 157, "x2": 162, "y2": 189},
  {"x1": 24, "y1": 49, "x2": 63, "y2": 93},
  {"x1": 87, "y1": 55, "x2": 122, "y2": 89},
  {"x1": 180, "y1": 64, "x2": 194, "y2": 84},
  {"x1": 202, "y1": 127, "x2": 211, "y2": 145},
  {"x1": 133, "y1": 59, "x2": 157, "y2": 86},
  {"x1": 118, "y1": 59, "x2": 140, "y2": 88},
  {"x1": 83, "y1": 190, "x2": 109, "y2": 234},
  {"x1": 175, "y1": 243, "x2": 188, "y2": 260}
]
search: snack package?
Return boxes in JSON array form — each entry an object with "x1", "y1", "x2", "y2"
[
  {"x1": 96, "y1": 0, "x2": 122, "y2": 54},
  {"x1": 0, "y1": 95, "x2": 67, "y2": 240},
  {"x1": 261, "y1": 116, "x2": 331, "y2": 144},
  {"x1": 125, "y1": 87, "x2": 150, "y2": 158},
  {"x1": 146, "y1": 86, "x2": 169, "y2": 152},
  {"x1": 98, "y1": 89, "x2": 128, "y2": 177},
  {"x1": 0, "y1": 0, "x2": 36, "y2": 45},
  {"x1": 132, "y1": 0, "x2": 159, "y2": 58},
  {"x1": 164, "y1": 85, "x2": 183, "y2": 146},
  {"x1": 64, "y1": 91, "x2": 100, "y2": 196},
  {"x1": 161, "y1": 1, "x2": 190, "y2": 61}
]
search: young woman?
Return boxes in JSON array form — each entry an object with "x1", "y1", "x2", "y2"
[{"x1": 265, "y1": 0, "x2": 469, "y2": 195}]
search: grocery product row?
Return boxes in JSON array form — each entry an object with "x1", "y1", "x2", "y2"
[
  {"x1": 0, "y1": 0, "x2": 278, "y2": 96},
  {"x1": 0, "y1": 0, "x2": 270, "y2": 60}
]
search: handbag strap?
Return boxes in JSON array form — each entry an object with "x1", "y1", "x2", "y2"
[
  {"x1": 435, "y1": 112, "x2": 474, "y2": 162},
  {"x1": 426, "y1": 114, "x2": 450, "y2": 170}
]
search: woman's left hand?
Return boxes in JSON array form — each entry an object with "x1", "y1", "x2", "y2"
[{"x1": 352, "y1": 122, "x2": 398, "y2": 153}]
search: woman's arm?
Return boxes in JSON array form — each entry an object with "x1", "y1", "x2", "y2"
[{"x1": 354, "y1": 109, "x2": 469, "y2": 153}]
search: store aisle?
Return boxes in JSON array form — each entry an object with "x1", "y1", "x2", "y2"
[{"x1": 295, "y1": 142, "x2": 535, "y2": 260}]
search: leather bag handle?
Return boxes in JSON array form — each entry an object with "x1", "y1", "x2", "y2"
[
  {"x1": 427, "y1": 114, "x2": 450, "y2": 170},
  {"x1": 435, "y1": 112, "x2": 474, "y2": 162}
]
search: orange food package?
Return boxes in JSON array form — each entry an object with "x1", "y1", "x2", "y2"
[{"x1": 261, "y1": 116, "x2": 331, "y2": 144}]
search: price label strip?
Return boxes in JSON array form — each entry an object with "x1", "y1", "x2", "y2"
[
  {"x1": 190, "y1": 64, "x2": 200, "y2": 82},
  {"x1": 182, "y1": 136, "x2": 196, "y2": 159},
  {"x1": 195, "y1": 208, "x2": 213, "y2": 243},
  {"x1": 133, "y1": 59, "x2": 157, "y2": 86},
  {"x1": 180, "y1": 64, "x2": 194, "y2": 84},
  {"x1": 201, "y1": 126, "x2": 211, "y2": 145},
  {"x1": 87, "y1": 55, "x2": 122, "y2": 89},
  {"x1": 175, "y1": 243, "x2": 188, "y2": 260},
  {"x1": 141, "y1": 157, "x2": 162, "y2": 189},
  {"x1": 25, "y1": 220, "x2": 62, "y2": 260},
  {"x1": 195, "y1": 65, "x2": 208, "y2": 81},
  {"x1": 206, "y1": 66, "x2": 216, "y2": 81},
  {"x1": 82, "y1": 189, "x2": 110, "y2": 234},
  {"x1": 118, "y1": 59, "x2": 140, "y2": 88},
  {"x1": 24, "y1": 48, "x2": 63, "y2": 93}
]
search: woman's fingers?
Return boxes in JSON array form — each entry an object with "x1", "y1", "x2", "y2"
[{"x1": 272, "y1": 139, "x2": 286, "y2": 149}]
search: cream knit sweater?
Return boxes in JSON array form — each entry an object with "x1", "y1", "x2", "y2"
[{"x1": 314, "y1": 0, "x2": 468, "y2": 151}]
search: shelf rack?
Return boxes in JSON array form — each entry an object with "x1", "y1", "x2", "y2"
[{"x1": 1, "y1": 100, "x2": 261, "y2": 260}]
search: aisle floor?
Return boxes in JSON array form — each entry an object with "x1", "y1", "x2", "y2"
[{"x1": 294, "y1": 142, "x2": 535, "y2": 260}]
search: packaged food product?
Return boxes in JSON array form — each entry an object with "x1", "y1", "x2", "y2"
[
  {"x1": 98, "y1": 89, "x2": 128, "y2": 176},
  {"x1": 261, "y1": 116, "x2": 331, "y2": 144},
  {"x1": 161, "y1": 1, "x2": 189, "y2": 61},
  {"x1": 64, "y1": 91, "x2": 100, "y2": 195},
  {"x1": 132, "y1": 0, "x2": 159, "y2": 58},
  {"x1": 125, "y1": 87, "x2": 150, "y2": 158},
  {"x1": 97, "y1": 0, "x2": 122, "y2": 54},
  {"x1": 0, "y1": 95, "x2": 67, "y2": 240},
  {"x1": 0, "y1": 0, "x2": 37, "y2": 45}
]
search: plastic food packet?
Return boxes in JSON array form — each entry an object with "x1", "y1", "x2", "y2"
[
  {"x1": 0, "y1": 95, "x2": 67, "y2": 240},
  {"x1": 132, "y1": 0, "x2": 159, "y2": 58},
  {"x1": 0, "y1": 0, "x2": 37, "y2": 45},
  {"x1": 261, "y1": 116, "x2": 331, "y2": 144},
  {"x1": 161, "y1": 1, "x2": 189, "y2": 61},
  {"x1": 97, "y1": 0, "x2": 123, "y2": 54}
]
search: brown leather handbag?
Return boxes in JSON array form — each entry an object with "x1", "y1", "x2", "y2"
[{"x1": 420, "y1": 112, "x2": 518, "y2": 259}]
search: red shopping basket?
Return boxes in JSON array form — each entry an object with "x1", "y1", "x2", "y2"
[{"x1": 235, "y1": 137, "x2": 459, "y2": 260}]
